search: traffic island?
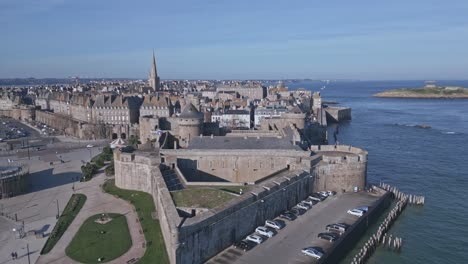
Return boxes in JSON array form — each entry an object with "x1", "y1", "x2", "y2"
[{"x1": 65, "y1": 213, "x2": 132, "y2": 263}]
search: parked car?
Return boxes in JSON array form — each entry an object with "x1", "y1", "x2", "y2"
[
  {"x1": 356, "y1": 206, "x2": 369, "y2": 212},
  {"x1": 246, "y1": 234, "x2": 264, "y2": 244},
  {"x1": 234, "y1": 240, "x2": 256, "y2": 251},
  {"x1": 327, "y1": 191, "x2": 337, "y2": 196},
  {"x1": 290, "y1": 208, "x2": 305, "y2": 216},
  {"x1": 347, "y1": 208, "x2": 365, "y2": 217},
  {"x1": 255, "y1": 226, "x2": 274, "y2": 238},
  {"x1": 265, "y1": 220, "x2": 284, "y2": 230},
  {"x1": 326, "y1": 224, "x2": 346, "y2": 233},
  {"x1": 335, "y1": 223, "x2": 350, "y2": 230},
  {"x1": 309, "y1": 193, "x2": 325, "y2": 202},
  {"x1": 302, "y1": 199, "x2": 315, "y2": 207},
  {"x1": 86, "y1": 144, "x2": 94, "y2": 148},
  {"x1": 318, "y1": 232, "x2": 339, "y2": 242},
  {"x1": 280, "y1": 212, "x2": 297, "y2": 221},
  {"x1": 319, "y1": 191, "x2": 329, "y2": 197},
  {"x1": 302, "y1": 247, "x2": 324, "y2": 259},
  {"x1": 296, "y1": 202, "x2": 311, "y2": 210}
]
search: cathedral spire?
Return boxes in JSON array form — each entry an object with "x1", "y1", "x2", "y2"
[{"x1": 149, "y1": 49, "x2": 160, "y2": 91}]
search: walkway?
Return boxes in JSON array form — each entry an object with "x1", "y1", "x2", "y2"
[{"x1": 36, "y1": 174, "x2": 145, "y2": 264}]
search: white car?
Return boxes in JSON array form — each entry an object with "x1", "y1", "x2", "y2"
[
  {"x1": 265, "y1": 220, "x2": 284, "y2": 230},
  {"x1": 296, "y1": 202, "x2": 311, "y2": 210},
  {"x1": 347, "y1": 209, "x2": 365, "y2": 217},
  {"x1": 255, "y1": 226, "x2": 274, "y2": 237},
  {"x1": 86, "y1": 144, "x2": 94, "y2": 148},
  {"x1": 327, "y1": 191, "x2": 337, "y2": 196},
  {"x1": 319, "y1": 191, "x2": 329, "y2": 197},
  {"x1": 302, "y1": 247, "x2": 323, "y2": 259},
  {"x1": 246, "y1": 234, "x2": 264, "y2": 244},
  {"x1": 302, "y1": 199, "x2": 314, "y2": 207}
]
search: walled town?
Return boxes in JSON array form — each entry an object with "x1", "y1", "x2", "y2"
[{"x1": 0, "y1": 52, "x2": 414, "y2": 264}]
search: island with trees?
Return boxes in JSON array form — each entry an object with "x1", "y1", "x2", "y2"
[{"x1": 373, "y1": 85, "x2": 468, "y2": 99}]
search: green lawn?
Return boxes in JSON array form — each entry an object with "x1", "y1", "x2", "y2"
[
  {"x1": 170, "y1": 188, "x2": 238, "y2": 208},
  {"x1": 41, "y1": 193, "x2": 86, "y2": 255},
  {"x1": 66, "y1": 213, "x2": 131, "y2": 263},
  {"x1": 102, "y1": 180, "x2": 169, "y2": 264}
]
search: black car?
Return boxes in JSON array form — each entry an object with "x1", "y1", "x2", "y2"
[
  {"x1": 326, "y1": 224, "x2": 346, "y2": 233},
  {"x1": 318, "y1": 232, "x2": 339, "y2": 242},
  {"x1": 280, "y1": 212, "x2": 297, "y2": 221},
  {"x1": 291, "y1": 208, "x2": 306, "y2": 216},
  {"x1": 309, "y1": 193, "x2": 326, "y2": 202},
  {"x1": 234, "y1": 240, "x2": 256, "y2": 252}
]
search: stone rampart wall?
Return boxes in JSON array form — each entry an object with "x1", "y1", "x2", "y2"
[
  {"x1": 324, "y1": 107, "x2": 352, "y2": 123},
  {"x1": 114, "y1": 145, "x2": 368, "y2": 264},
  {"x1": 176, "y1": 170, "x2": 314, "y2": 263}
]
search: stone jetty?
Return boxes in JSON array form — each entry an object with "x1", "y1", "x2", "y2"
[{"x1": 350, "y1": 183, "x2": 425, "y2": 264}]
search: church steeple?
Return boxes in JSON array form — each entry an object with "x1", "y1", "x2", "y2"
[{"x1": 149, "y1": 49, "x2": 160, "y2": 91}]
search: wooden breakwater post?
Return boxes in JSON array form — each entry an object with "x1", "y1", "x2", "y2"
[{"x1": 350, "y1": 183, "x2": 424, "y2": 264}]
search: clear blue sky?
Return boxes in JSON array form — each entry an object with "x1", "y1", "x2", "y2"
[{"x1": 1, "y1": 0, "x2": 468, "y2": 80}]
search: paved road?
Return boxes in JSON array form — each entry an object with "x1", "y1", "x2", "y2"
[
  {"x1": 0, "y1": 147, "x2": 102, "y2": 264},
  {"x1": 208, "y1": 192, "x2": 382, "y2": 264},
  {"x1": 36, "y1": 174, "x2": 145, "y2": 264}
]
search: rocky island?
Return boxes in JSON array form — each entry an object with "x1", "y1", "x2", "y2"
[{"x1": 374, "y1": 85, "x2": 468, "y2": 99}]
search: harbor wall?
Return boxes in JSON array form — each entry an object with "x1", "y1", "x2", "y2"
[{"x1": 325, "y1": 107, "x2": 352, "y2": 123}]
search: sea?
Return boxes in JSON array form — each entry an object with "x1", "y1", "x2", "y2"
[{"x1": 288, "y1": 80, "x2": 468, "y2": 264}]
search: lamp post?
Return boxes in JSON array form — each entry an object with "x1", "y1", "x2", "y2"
[
  {"x1": 56, "y1": 200, "x2": 60, "y2": 219},
  {"x1": 26, "y1": 243, "x2": 31, "y2": 264}
]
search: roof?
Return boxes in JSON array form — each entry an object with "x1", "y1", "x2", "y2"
[
  {"x1": 187, "y1": 136, "x2": 301, "y2": 150},
  {"x1": 178, "y1": 103, "x2": 203, "y2": 119}
]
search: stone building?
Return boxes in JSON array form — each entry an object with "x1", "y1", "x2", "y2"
[
  {"x1": 211, "y1": 109, "x2": 251, "y2": 129},
  {"x1": 140, "y1": 95, "x2": 172, "y2": 118},
  {"x1": 35, "y1": 90, "x2": 51, "y2": 110},
  {"x1": 93, "y1": 94, "x2": 142, "y2": 139},
  {"x1": 0, "y1": 165, "x2": 28, "y2": 199},
  {"x1": 177, "y1": 103, "x2": 204, "y2": 148},
  {"x1": 0, "y1": 92, "x2": 22, "y2": 110},
  {"x1": 217, "y1": 84, "x2": 266, "y2": 100}
]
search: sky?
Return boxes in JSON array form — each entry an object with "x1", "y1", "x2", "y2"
[{"x1": 0, "y1": 0, "x2": 468, "y2": 80}]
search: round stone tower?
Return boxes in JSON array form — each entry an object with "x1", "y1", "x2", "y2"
[{"x1": 178, "y1": 103, "x2": 203, "y2": 148}]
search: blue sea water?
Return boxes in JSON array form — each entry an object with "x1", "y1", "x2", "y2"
[{"x1": 289, "y1": 80, "x2": 468, "y2": 264}]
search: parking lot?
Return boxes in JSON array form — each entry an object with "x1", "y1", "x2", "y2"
[{"x1": 207, "y1": 192, "x2": 383, "y2": 264}]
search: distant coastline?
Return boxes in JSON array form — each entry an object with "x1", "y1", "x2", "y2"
[{"x1": 373, "y1": 86, "x2": 468, "y2": 99}]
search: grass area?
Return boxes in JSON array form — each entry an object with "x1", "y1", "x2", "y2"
[
  {"x1": 102, "y1": 180, "x2": 169, "y2": 264},
  {"x1": 375, "y1": 86, "x2": 468, "y2": 97},
  {"x1": 41, "y1": 194, "x2": 87, "y2": 255},
  {"x1": 66, "y1": 213, "x2": 131, "y2": 263},
  {"x1": 214, "y1": 185, "x2": 249, "y2": 194},
  {"x1": 170, "y1": 188, "x2": 238, "y2": 208}
]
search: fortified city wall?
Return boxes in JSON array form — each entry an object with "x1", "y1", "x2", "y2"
[
  {"x1": 324, "y1": 106, "x2": 352, "y2": 123},
  {"x1": 163, "y1": 149, "x2": 307, "y2": 184},
  {"x1": 113, "y1": 145, "x2": 367, "y2": 264},
  {"x1": 311, "y1": 145, "x2": 368, "y2": 192}
]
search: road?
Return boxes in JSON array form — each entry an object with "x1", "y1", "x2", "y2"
[{"x1": 207, "y1": 192, "x2": 382, "y2": 264}]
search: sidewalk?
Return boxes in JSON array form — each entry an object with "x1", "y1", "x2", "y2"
[{"x1": 36, "y1": 174, "x2": 145, "y2": 264}]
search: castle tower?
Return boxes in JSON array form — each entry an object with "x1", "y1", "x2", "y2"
[
  {"x1": 148, "y1": 49, "x2": 160, "y2": 91},
  {"x1": 178, "y1": 103, "x2": 204, "y2": 148}
]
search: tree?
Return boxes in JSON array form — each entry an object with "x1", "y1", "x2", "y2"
[
  {"x1": 105, "y1": 161, "x2": 114, "y2": 176},
  {"x1": 128, "y1": 135, "x2": 140, "y2": 147}
]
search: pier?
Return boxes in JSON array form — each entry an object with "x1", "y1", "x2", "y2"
[{"x1": 349, "y1": 183, "x2": 425, "y2": 264}]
